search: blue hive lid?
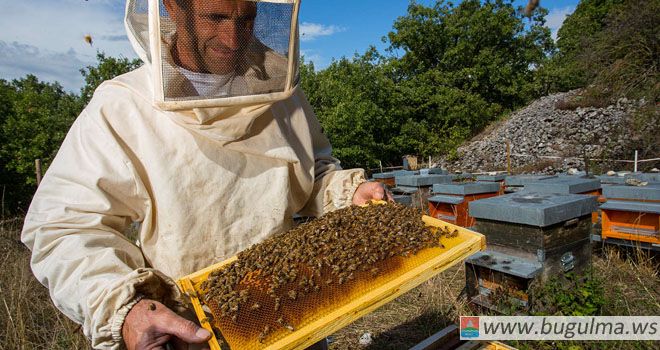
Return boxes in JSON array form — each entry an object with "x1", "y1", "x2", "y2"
[
  {"x1": 600, "y1": 200, "x2": 660, "y2": 214},
  {"x1": 596, "y1": 175, "x2": 627, "y2": 185},
  {"x1": 433, "y1": 182, "x2": 501, "y2": 195},
  {"x1": 476, "y1": 174, "x2": 507, "y2": 182},
  {"x1": 372, "y1": 172, "x2": 395, "y2": 179},
  {"x1": 428, "y1": 195, "x2": 464, "y2": 205},
  {"x1": 602, "y1": 183, "x2": 660, "y2": 201},
  {"x1": 624, "y1": 172, "x2": 660, "y2": 183},
  {"x1": 505, "y1": 175, "x2": 557, "y2": 186},
  {"x1": 395, "y1": 174, "x2": 455, "y2": 187},
  {"x1": 525, "y1": 177, "x2": 601, "y2": 194},
  {"x1": 469, "y1": 192, "x2": 598, "y2": 227}
]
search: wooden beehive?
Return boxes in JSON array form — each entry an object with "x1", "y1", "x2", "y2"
[
  {"x1": 465, "y1": 192, "x2": 598, "y2": 312},
  {"x1": 428, "y1": 182, "x2": 501, "y2": 228},
  {"x1": 600, "y1": 184, "x2": 660, "y2": 246}
]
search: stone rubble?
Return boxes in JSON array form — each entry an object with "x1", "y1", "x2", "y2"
[{"x1": 442, "y1": 90, "x2": 645, "y2": 173}]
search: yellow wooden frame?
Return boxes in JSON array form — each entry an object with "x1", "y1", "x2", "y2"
[{"x1": 177, "y1": 215, "x2": 485, "y2": 350}]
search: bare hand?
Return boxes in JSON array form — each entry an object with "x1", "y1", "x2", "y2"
[
  {"x1": 352, "y1": 181, "x2": 394, "y2": 205},
  {"x1": 122, "y1": 299, "x2": 211, "y2": 350}
]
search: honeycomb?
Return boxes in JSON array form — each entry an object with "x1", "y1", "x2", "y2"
[{"x1": 184, "y1": 202, "x2": 469, "y2": 349}]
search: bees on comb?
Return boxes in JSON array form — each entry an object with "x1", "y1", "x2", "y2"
[{"x1": 200, "y1": 202, "x2": 458, "y2": 342}]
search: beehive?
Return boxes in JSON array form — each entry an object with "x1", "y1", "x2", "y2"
[
  {"x1": 428, "y1": 182, "x2": 501, "y2": 227},
  {"x1": 503, "y1": 175, "x2": 557, "y2": 193},
  {"x1": 524, "y1": 176, "x2": 602, "y2": 223},
  {"x1": 600, "y1": 184, "x2": 660, "y2": 246},
  {"x1": 476, "y1": 174, "x2": 507, "y2": 195},
  {"x1": 178, "y1": 204, "x2": 485, "y2": 350},
  {"x1": 466, "y1": 192, "x2": 596, "y2": 311},
  {"x1": 371, "y1": 172, "x2": 396, "y2": 187}
]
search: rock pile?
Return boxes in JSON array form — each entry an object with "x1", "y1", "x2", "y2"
[{"x1": 444, "y1": 90, "x2": 643, "y2": 173}]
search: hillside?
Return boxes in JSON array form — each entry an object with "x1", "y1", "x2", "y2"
[{"x1": 443, "y1": 90, "x2": 651, "y2": 173}]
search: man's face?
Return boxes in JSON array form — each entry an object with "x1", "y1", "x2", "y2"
[{"x1": 166, "y1": 0, "x2": 257, "y2": 75}]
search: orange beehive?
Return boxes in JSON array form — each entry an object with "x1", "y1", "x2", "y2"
[
  {"x1": 600, "y1": 184, "x2": 660, "y2": 245},
  {"x1": 428, "y1": 182, "x2": 501, "y2": 228}
]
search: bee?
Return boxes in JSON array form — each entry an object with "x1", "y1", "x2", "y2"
[
  {"x1": 370, "y1": 267, "x2": 379, "y2": 277},
  {"x1": 288, "y1": 290, "x2": 297, "y2": 300},
  {"x1": 258, "y1": 325, "x2": 271, "y2": 343},
  {"x1": 277, "y1": 316, "x2": 295, "y2": 331}
]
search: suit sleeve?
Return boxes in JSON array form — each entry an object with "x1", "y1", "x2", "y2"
[
  {"x1": 21, "y1": 111, "x2": 184, "y2": 349},
  {"x1": 295, "y1": 90, "x2": 366, "y2": 217}
]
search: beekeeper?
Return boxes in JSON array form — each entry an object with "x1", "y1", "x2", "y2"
[{"x1": 21, "y1": 0, "x2": 390, "y2": 349}]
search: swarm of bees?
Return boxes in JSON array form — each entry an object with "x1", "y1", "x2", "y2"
[{"x1": 200, "y1": 202, "x2": 458, "y2": 343}]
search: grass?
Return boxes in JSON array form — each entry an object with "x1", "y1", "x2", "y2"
[
  {"x1": 328, "y1": 245, "x2": 660, "y2": 349},
  {"x1": 1, "y1": 217, "x2": 659, "y2": 350},
  {"x1": 0, "y1": 217, "x2": 89, "y2": 350}
]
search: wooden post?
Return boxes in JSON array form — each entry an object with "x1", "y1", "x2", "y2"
[
  {"x1": 379, "y1": 160, "x2": 383, "y2": 174},
  {"x1": 583, "y1": 151, "x2": 590, "y2": 177},
  {"x1": 507, "y1": 142, "x2": 511, "y2": 173},
  {"x1": 35, "y1": 159, "x2": 42, "y2": 186},
  {"x1": 1, "y1": 185, "x2": 5, "y2": 219}
]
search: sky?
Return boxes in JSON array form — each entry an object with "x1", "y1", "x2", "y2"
[{"x1": 0, "y1": 0, "x2": 579, "y2": 93}]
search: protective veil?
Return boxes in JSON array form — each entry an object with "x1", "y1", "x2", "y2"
[
  {"x1": 127, "y1": 0, "x2": 299, "y2": 109},
  {"x1": 21, "y1": 0, "x2": 365, "y2": 348}
]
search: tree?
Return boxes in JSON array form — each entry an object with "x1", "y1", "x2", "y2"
[
  {"x1": 0, "y1": 53, "x2": 142, "y2": 213},
  {"x1": 544, "y1": 0, "x2": 625, "y2": 91},
  {"x1": 79, "y1": 52, "x2": 142, "y2": 106},
  {"x1": 300, "y1": 0, "x2": 554, "y2": 168}
]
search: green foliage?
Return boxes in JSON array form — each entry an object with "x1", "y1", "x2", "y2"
[
  {"x1": 1, "y1": 76, "x2": 80, "y2": 182},
  {"x1": 547, "y1": 0, "x2": 658, "y2": 161},
  {"x1": 302, "y1": 0, "x2": 554, "y2": 168},
  {"x1": 581, "y1": 0, "x2": 659, "y2": 100},
  {"x1": 0, "y1": 53, "x2": 141, "y2": 214},
  {"x1": 531, "y1": 272, "x2": 606, "y2": 316},
  {"x1": 0, "y1": 76, "x2": 80, "y2": 213},
  {"x1": 79, "y1": 52, "x2": 142, "y2": 106},
  {"x1": 388, "y1": 0, "x2": 553, "y2": 109}
]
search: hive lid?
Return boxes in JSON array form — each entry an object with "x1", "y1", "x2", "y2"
[
  {"x1": 396, "y1": 174, "x2": 455, "y2": 187},
  {"x1": 476, "y1": 174, "x2": 507, "y2": 182},
  {"x1": 624, "y1": 172, "x2": 660, "y2": 183},
  {"x1": 505, "y1": 175, "x2": 557, "y2": 186},
  {"x1": 600, "y1": 200, "x2": 660, "y2": 214},
  {"x1": 419, "y1": 168, "x2": 448, "y2": 175},
  {"x1": 391, "y1": 186, "x2": 419, "y2": 195},
  {"x1": 393, "y1": 170, "x2": 419, "y2": 176},
  {"x1": 468, "y1": 192, "x2": 598, "y2": 227},
  {"x1": 525, "y1": 176, "x2": 601, "y2": 194},
  {"x1": 372, "y1": 172, "x2": 395, "y2": 179},
  {"x1": 466, "y1": 250, "x2": 542, "y2": 279},
  {"x1": 392, "y1": 195, "x2": 412, "y2": 205},
  {"x1": 596, "y1": 175, "x2": 627, "y2": 185},
  {"x1": 602, "y1": 184, "x2": 660, "y2": 201},
  {"x1": 432, "y1": 182, "x2": 501, "y2": 195},
  {"x1": 428, "y1": 195, "x2": 464, "y2": 205}
]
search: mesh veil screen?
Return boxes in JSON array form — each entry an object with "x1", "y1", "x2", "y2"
[
  {"x1": 126, "y1": 0, "x2": 151, "y2": 62},
  {"x1": 159, "y1": 0, "x2": 294, "y2": 101}
]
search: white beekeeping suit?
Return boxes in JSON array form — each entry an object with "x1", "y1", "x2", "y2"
[{"x1": 21, "y1": 0, "x2": 365, "y2": 348}]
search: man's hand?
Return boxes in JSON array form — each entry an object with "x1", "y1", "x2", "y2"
[
  {"x1": 122, "y1": 299, "x2": 211, "y2": 350},
  {"x1": 352, "y1": 181, "x2": 394, "y2": 205}
]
